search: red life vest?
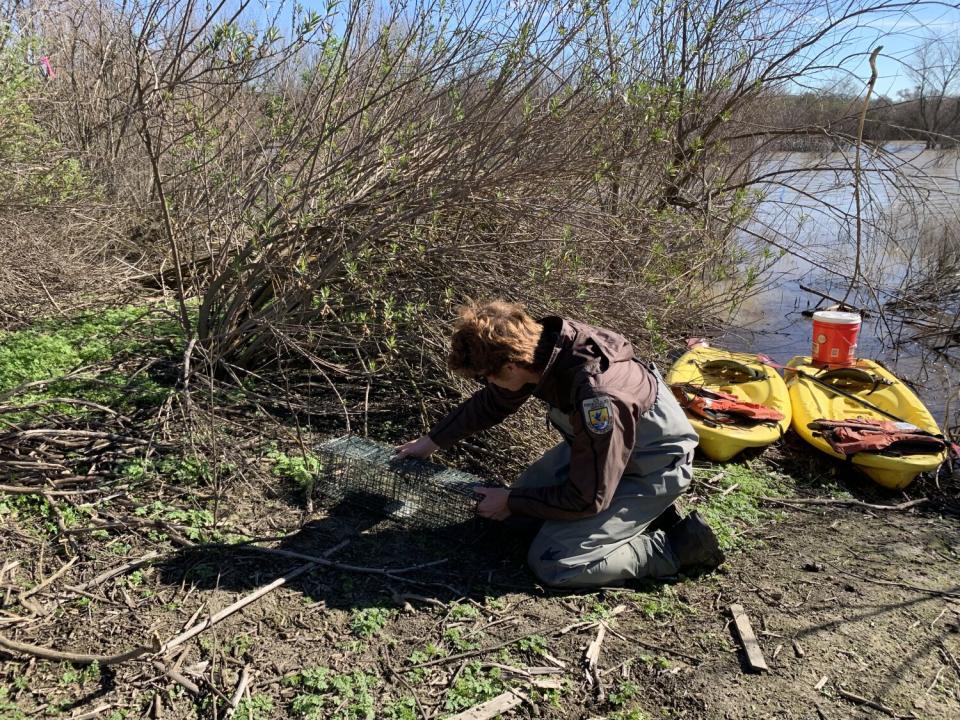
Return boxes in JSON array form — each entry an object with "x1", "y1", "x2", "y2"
[
  {"x1": 671, "y1": 384, "x2": 785, "y2": 425},
  {"x1": 808, "y1": 417, "x2": 947, "y2": 456}
]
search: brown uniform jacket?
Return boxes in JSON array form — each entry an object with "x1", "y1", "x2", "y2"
[{"x1": 428, "y1": 317, "x2": 658, "y2": 520}]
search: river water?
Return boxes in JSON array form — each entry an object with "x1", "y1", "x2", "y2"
[{"x1": 717, "y1": 142, "x2": 960, "y2": 430}]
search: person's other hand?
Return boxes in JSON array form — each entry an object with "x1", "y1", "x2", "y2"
[
  {"x1": 475, "y1": 487, "x2": 511, "y2": 521},
  {"x1": 393, "y1": 435, "x2": 439, "y2": 460}
]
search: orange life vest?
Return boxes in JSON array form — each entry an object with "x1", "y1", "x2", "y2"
[
  {"x1": 671, "y1": 384, "x2": 785, "y2": 425},
  {"x1": 807, "y1": 417, "x2": 947, "y2": 456}
]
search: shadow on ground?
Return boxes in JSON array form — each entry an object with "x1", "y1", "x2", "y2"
[{"x1": 155, "y1": 495, "x2": 542, "y2": 611}]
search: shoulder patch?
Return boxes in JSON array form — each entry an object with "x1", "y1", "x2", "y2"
[{"x1": 581, "y1": 395, "x2": 614, "y2": 435}]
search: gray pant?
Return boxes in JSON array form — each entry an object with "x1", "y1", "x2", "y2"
[{"x1": 516, "y1": 372, "x2": 698, "y2": 588}]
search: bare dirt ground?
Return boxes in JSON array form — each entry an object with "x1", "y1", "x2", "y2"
[{"x1": 3, "y1": 430, "x2": 959, "y2": 720}]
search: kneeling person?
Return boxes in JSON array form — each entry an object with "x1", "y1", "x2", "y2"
[{"x1": 396, "y1": 300, "x2": 723, "y2": 588}]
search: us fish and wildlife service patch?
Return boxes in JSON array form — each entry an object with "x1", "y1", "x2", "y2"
[{"x1": 582, "y1": 396, "x2": 613, "y2": 435}]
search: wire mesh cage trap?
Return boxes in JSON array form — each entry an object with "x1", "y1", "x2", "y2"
[{"x1": 314, "y1": 435, "x2": 495, "y2": 530}]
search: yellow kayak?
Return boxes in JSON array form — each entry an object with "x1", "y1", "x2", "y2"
[
  {"x1": 665, "y1": 346, "x2": 791, "y2": 462},
  {"x1": 785, "y1": 356, "x2": 947, "y2": 489}
]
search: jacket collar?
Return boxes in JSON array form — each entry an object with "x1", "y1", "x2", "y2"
[{"x1": 531, "y1": 316, "x2": 568, "y2": 396}]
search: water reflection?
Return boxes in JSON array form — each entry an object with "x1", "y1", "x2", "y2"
[{"x1": 720, "y1": 143, "x2": 960, "y2": 430}]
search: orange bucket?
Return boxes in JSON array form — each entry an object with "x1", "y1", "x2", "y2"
[{"x1": 811, "y1": 311, "x2": 861, "y2": 366}]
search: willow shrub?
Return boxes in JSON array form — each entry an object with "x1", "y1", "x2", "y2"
[{"x1": 19, "y1": 0, "x2": 890, "y2": 462}]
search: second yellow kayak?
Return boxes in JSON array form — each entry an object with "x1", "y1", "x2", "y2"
[{"x1": 785, "y1": 356, "x2": 947, "y2": 489}]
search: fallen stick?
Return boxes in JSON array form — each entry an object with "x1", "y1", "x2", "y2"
[
  {"x1": 0, "y1": 460, "x2": 69, "y2": 471},
  {"x1": 446, "y1": 689, "x2": 524, "y2": 720},
  {"x1": 836, "y1": 685, "x2": 915, "y2": 718},
  {"x1": 479, "y1": 662, "x2": 562, "y2": 679},
  {"x1": 412, "y1": 610, "x2": 625, "y2": 671},
  {"x1": 383, "y1": 651, "x2": 429, "y2": 720},
  {"x1": 0, "y1": 615, "x2": 32, "y2": 625},
  {"x1": 798, "y1": 284, "x2": 867, "y2": 315},
  {"x1": 2, "y1": 429, "x2": 149, "y2": 444},
  {"x1": 583, "y1": 622, "x2": 606, "y2": 694},
  {"x1": 559, "y1": 604, "x2": 626, "y2": 634},
  {"x1": 584, "y1": 623, "x2": 606, "y2": 674},
  {"x1": 509, "y1": 687, "x2": 539, "y2": 717},
  {"x1": 20, "y1": 557, "x2": 78, "y2": 601},
  {"x1": 0, "y1": 632, "x2": 158, "y2": 665},
  {"x1": 0, "y1": 485, "x2": 104, "y2": 496},
  {"x1": 703, "y1": 470, "x2": 727, "y2": 485},
  {"x1": 0, "y1": 560, "x2": 20, "y2": 584},
  {"x1": 392, "y1": 591, "x2": 445, "y2": 609},
  {"x1": 465, "y1": 616, "x2": 519, "y2": 638},
  {"x1": 526, "y1": 666, "x2": 564, "y2": 676},
  {"x1": 602, "y1": 624, "x2": 701, "y2": 664},
  {"x1": 0, "y1": 397, "x2": 123, "y2": 417},
  {"x1": 729, "y1": 604, "x2": 768, "y2": 672},
  {"x1": 151, "y1": 660, "x2": 201, "y2": 695},
  {"x1": 758, "y1": 496, "x2": 928, "y2": 512},
  {"x1": 67, "y1": 552, "x2": 161, "y2": 593},
  {"x1": 68, "y1": 703, "x2": 113, "y2": 720},
  {"x1": 939, "y1": 641, "x2": 960, "y2": 680},
  {"x1": 529, "y1": 676, "x2": 563, "y2": 690},
  {"x1": 540, "y1": 650, "x2": 567, "y2": 669},
  {"x1": 159, "y1": 540, "x2": 349, "y2": 654},
  {"x1": 831, "y1": 566, "x2": 960, "y2": 600},
  {"x1": 409, "y1": 631, "x2": 549, "y2": 669},
  {"x1": 181, "y1": 603, "x2": 206, "y2": 632},
  {"x1": 226, "y1": 666, "x2": 251, "y2": 718}
]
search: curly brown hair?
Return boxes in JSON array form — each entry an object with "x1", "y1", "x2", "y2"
[{"x1": 447, "y1": 300, "x2": 543, "y2": 379}]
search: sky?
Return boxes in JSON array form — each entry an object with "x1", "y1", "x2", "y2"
[
  {"x1": 825, "y1": 4, "x2": 960, "y2": 98},
  {"x1": 260, "y1": 0, "x2": 960, "y2": 99}
]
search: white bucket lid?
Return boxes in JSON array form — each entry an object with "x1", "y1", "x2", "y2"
[{"x1": 812, "y1": 310, "x2": 861, "y2": 325}]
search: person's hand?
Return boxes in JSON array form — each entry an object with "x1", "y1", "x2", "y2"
[
  {"x1": 393, "y1": 435, "x2": 440, "y2": 460},
  {"x1": 475, "y1": 487, "x2": 511, "y2": 521}
]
